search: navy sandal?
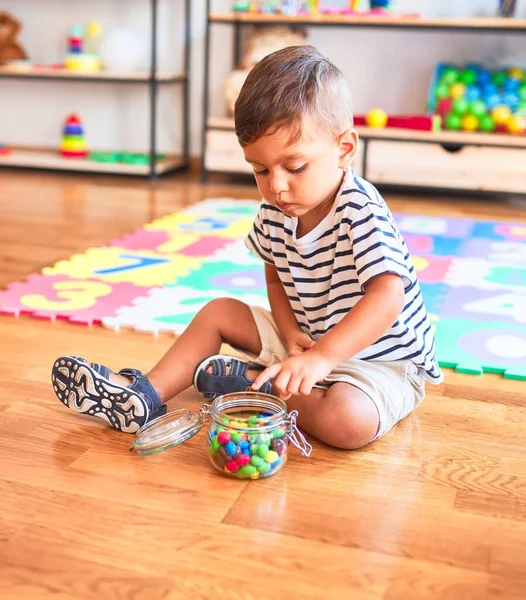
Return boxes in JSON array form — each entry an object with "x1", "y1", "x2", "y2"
[
  {"x1": 193, "y1": 354, "x2": 273, "y2": 400},
  {"x1": 51, "y1": 356, "x2": 167, "y2": 434}
]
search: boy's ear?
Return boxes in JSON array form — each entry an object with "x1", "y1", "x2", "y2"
[{"x1": 338, "y1": 128, "x2": 359, "y2": 169}]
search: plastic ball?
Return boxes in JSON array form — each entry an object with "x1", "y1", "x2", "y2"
[
  {"x1": 468, "y1": 100, "x2": 487, "y2": 118},
  {"x1": 478, "y1": 114, "x2": 496, "y2": 132},
  {"x1": 482, "y1": 83, "x2": 498, "y2": 98},
  {"x1": 504, "y1": 78, "x2": 520, "y2": 92},
  {"x1": 477, "y1": 70, "x2": 491, "y2": 85},
  {"x1": 492, "y1": 71, "x2": 508, "y2": 88},
  {"x1": 465, "y1": 85, "x2": 481, "y2": 102},
  {"x1": 366, "y1": 108, "x2": 388, "y2": 128},
  {"x1": 462, "y1": 114, "x2": 479, "y2": 132},
  {"x1": 436, "y1": 98, "x2": 452, "y2": 116},
  {"x1": 444, "y1": 113, "x2": 462, "y2": 130},
  {"x1": 460, "y1": 68, "x2": 477, "y2": 86},
  {"x1": 441, "y1": 67, "x2": 459, "y2": 85},
  {"x1": 450, "y1": 83, "x2": 466, "y2": 99},
  {"x1": 508, "y1": 67, "x2": 524, "y2": 81},
  {"x1": 435, "y1": 82, "x2": 450, "y2": 100},
  {"x1": 485, "y1": 94, "x2": 501, "y2": 110},
  {"x1": 507, "y1": 116, "x2": 525, "y2": 135},
  {"x1": 519, "y1": 83, "x2": 526, "y2": 102},
  {"x1": 503, "y1": 93, "x2": 519, "y2": 110},
  {"x1": 492, "y1": 105, "x2": 512, "y2": 125},
  {"x1": 452, "y1": 97, "x2": 469, "y2": 115}
]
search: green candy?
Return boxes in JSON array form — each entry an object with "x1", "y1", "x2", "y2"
[
  {"x1": 257, "y1": 445, "x2": 269, "y2": 458},
  {"x1": 209, "y1": 444, "x2": 216, "y2": 456},
  {"x1": 247, "y1": 415, "x2": 259, "y2": 425},
  {"x1": 251, "y1": 455, "x2": 264, "y2": 468},
  {"x1": 250, "y1": 444, "x2": 260, "y2": 454},
  {"x1": 230, "y1": 433, "x2": 241, "y2": 444},
  {"x1": 272, "y1": 428, "x2": 285, "y2": 439},
  {"x1": 238, "y1": 465, "x2": 257, "y2": 477},
  {"x1": 248, "y1": 433, "x2": 259, "y2": 443},
  {"x1": 257, "y1": 433, "x2": 271, "y2": 445},
  {"x1": 258, "y1": 462, "x2": 271, "y2": 474},
  {"x1": 222, "y1": 418, "x2": 230, "y2": 426},
  {"x1": 211, "y1": 436, "x2": 220, "y2": 451}
]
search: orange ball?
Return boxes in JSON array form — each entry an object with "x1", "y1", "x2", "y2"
[{"x1": 366, "y1": 108, "x2": 388, "y2": 128}]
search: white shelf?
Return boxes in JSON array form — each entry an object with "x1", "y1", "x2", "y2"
[
  {"x1": 0, "y1": 66, "x2": 185, "y2": 83},
  {"x1": 207, "y1": 118, "x2": 526, "y2": 150},
  {"x1": 0, "y1": 147, "x2": 185, "y2": 175}
]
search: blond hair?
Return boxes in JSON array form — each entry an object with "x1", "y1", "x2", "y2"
[{"x1": 235, "y1": 45, "x2": 353, "y2": 147}]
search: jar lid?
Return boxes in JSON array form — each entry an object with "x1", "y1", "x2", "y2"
[{"x1": 131, "y1": 409, "x2": 203, "y2": 456}]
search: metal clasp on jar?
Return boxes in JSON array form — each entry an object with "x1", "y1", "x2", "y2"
[
  {"x1": 286, "y1": 410, "x2": 312, "y2": 457},
  {"x1": 199, "y1": 403, "x2": 211, "y2": 423}
]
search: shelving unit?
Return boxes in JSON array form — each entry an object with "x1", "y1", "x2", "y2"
[
  {"x1": 1, "y1": 0, "x2": 191, "y2": 179},
  {"x1": 202, "y1": 8, "x2": 526, "y2": 195}
]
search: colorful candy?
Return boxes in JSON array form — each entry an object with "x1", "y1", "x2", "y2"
[{"x1": 208, "y1": 410, "x2": 289, "y2": 479}]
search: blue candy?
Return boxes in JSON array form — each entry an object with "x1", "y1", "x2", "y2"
[
  {"x1": 225, "y1": 441, "x2": 237, "y2": 456},
  {"x1": 270, "y1": 456, "x2": 283, "y2": 470},
  {"x1": 242, "y1": 448, "x2": 251, "y2": 455},
  {"x1": 238, "y1": 440, "x2": 250, "y2": 449}
]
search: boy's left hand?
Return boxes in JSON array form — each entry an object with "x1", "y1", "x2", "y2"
[{"x1": 251, "y1": 350, "x2": 335, "y2": 400}]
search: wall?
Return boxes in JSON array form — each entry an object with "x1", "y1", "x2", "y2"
[{"x1": 1, "y1": 0, "x2": 526, "y2": 156}]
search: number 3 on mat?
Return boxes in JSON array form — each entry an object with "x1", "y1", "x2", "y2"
[
  {"x1": 94, "y1": 254, "x2": 169, "y2": 275},
  {"x1": 22, "y1": 281, "x2": 112, "y2": 311}
]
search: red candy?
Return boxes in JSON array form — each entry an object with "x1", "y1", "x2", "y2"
[
  {"x1": 236, "y1": 454, "x2": 251, "y2": 467},
  {"x1": 217, "y1": 432, "x2": 231, "y2": 445},
  {"x1": 225, "y1": 460, "x2": 239, "y2": 472}
]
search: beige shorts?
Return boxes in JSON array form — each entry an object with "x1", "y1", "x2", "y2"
[{"x1": 238, "y1": 306, "x2": 427, "y2": 440}]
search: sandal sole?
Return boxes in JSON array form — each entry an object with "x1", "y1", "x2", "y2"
[{"x1": 51, "y1": 356, "x2": 149, "y2": 434}]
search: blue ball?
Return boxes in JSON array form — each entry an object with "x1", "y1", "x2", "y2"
[
  {"x1": 477, "y1": 70, "x2": 492, "y2": 85},
  {"x1": 225, "y1": 441, "x2": 237, "y2": 456},
  {"x1": 503, "y1": 92, "x2": 519, "y2": 109},
  {"x1": 465, "y1": 86, "x2": 481, "y2": 102},
  {"x1": 483, "y1": 83, "x2": 498, "y2": 97},
  {"x1": 238, "y1": 440, "x2": 250, "y2": 449},
  {"x1": 485, "y1": 94, "x2": 501, "y2": 109},
  {"x1": 504, "y1": 78, "x2": 520, "y2": 92}
]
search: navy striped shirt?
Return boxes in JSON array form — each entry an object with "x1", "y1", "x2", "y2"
[{"x1": 245, "y1": 170, "x2": 443, "y2": 384}]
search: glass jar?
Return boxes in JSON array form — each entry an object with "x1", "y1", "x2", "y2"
[{"x1": 131, "y1": 392, "x2": 311, "y2": 480}]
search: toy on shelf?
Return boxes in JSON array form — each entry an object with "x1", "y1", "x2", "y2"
[
  {"x1": 230, "y1": 0, "x2": 412, "y2": 17},
  {"x1": 355, "y1": 113, "x2": 439, "y2": 132},
  {"x1": 429, "y1": 62, "x2": 526, "y2": 135},
  {"x1": 0, "y1": 12, "x2": 28, "y2": 64},
  {"x1": 65, "y1": 22, "x2": 102, "y2": 73},
  {"x1": 60, "y1": 114, "x2": 89, "y2": 158},
  {"x1": 89, "y1": 151, "x2": 166, "y2": 165}
]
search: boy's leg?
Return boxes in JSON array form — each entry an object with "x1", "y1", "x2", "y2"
[
  {"x1": 109, "y1": 298, "x2": 263, "y2": 402},
  {"x1": 285, "y1": 384, "x2": 380, "y2": 450}
]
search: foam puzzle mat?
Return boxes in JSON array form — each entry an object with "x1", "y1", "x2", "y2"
[{"x1": 1, "y1": 198, "x2": 526, "y2": 380}]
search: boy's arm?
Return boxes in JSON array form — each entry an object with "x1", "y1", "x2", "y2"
[
  {"x1": 312, "y1": 272, "x2": 405, "y2": 365},
  {"x1": 265, "y1": 262, "x2": 313, "y2": 354},
  {"x1": 252, "y1": 272, "x2": 404, "y2": 398}
]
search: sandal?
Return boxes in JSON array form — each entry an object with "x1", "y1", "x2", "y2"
[
  {"x1": 51, "y1": 356, "x2": 167, "y2": 434},
  {"x1": 193, "y1": 354, "x2": 273, "y2": 400}
]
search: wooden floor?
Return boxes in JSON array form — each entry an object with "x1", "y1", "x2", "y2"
[{"x1": 1, "y1": 169, "x2": 526, "y2": 600}]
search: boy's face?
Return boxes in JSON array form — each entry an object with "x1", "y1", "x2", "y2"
[{"x1": 242, "y1": 117, "x2": 358, "y2": 220}]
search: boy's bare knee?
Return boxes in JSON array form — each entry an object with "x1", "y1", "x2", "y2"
[{"x1": 320, "y1": 384, "x2": 379, "y2": 450}]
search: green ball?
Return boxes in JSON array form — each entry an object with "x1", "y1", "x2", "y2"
[
  {"x1": 452, "y1": 97, "x2": 469, "y2": 115},
  {"x1": 250, "y1": 455, "x2": 264, "y2": 468},
  {"x1": 492, "y1": 70, "x2": 508, "y2": 88},
  {"x1": 258, "y1": 462, "x2": 271, "y2": 474},
  {"x1": 460, "y1": 68, "x2": 477, "y2": 86},
  {"x1": 435, "y1": 82, "x2": 450, "y2": 100},
  {"x1": 468, "y1": 100, "x2": 488, "y2": 118},
  {"x1": 478, "y1": 114, "x2": 496, "y2": 132},
  {"x1": 517, "y1": 103, "x2": 526, "y2": 117},
  {"x1": 441, "y1": 67, "x2": 459, "y2": 85},
  {"x1": 519, "y1": 83, "x2": 526, "y2": 102},
  {"x1": 445, "y1": 113, "x2": 462, "y2": 130}
]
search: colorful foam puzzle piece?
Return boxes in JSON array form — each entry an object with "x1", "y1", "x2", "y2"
[
  {"x1": 461, "y1": 239, "x2": 526, "y2": 264},
  {"x1": 472, "y1": 221, "x2": 526, "y2": 241},
  {"x1": 411, "y1": 255, "x2": 454, "y2": 284},
  {"x1": 173, "y1": 260, "x2": 266, "y2": 296},
  {"x1": 446, "y1": 258, "x2": 526, "y2": 292},
  {"x1": 102, "y1": 286, "x2": 270, "y2": 336},
  {"x1": 108, "y1": 229, "x2": 170, "y2": 251},
  {"x1": 393, "y1": 213, "x2": 474, "y2": 238},
  {"x1": 43, "y1": 247, "x2": 201, "y2": 287},
  {"x1": 0, "y1": 274, "x2": 146, "y2": 325},
  {"x1": 419, "y1": 283, "x2": 449, "y2": 315},
  {"x1": 435, "y1": 317, "x2": 526, "y2": 380},
  {"x1": 440, "y1": 286, "x2": 526, "y2": 326}
]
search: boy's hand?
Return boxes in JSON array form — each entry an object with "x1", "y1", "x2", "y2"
[
  {"x1": 285, "y1": 330, "x2": 315, "y2": 357},
  {"x1": 251, "y1": 350, "x2": 335, "y2": 401}
]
